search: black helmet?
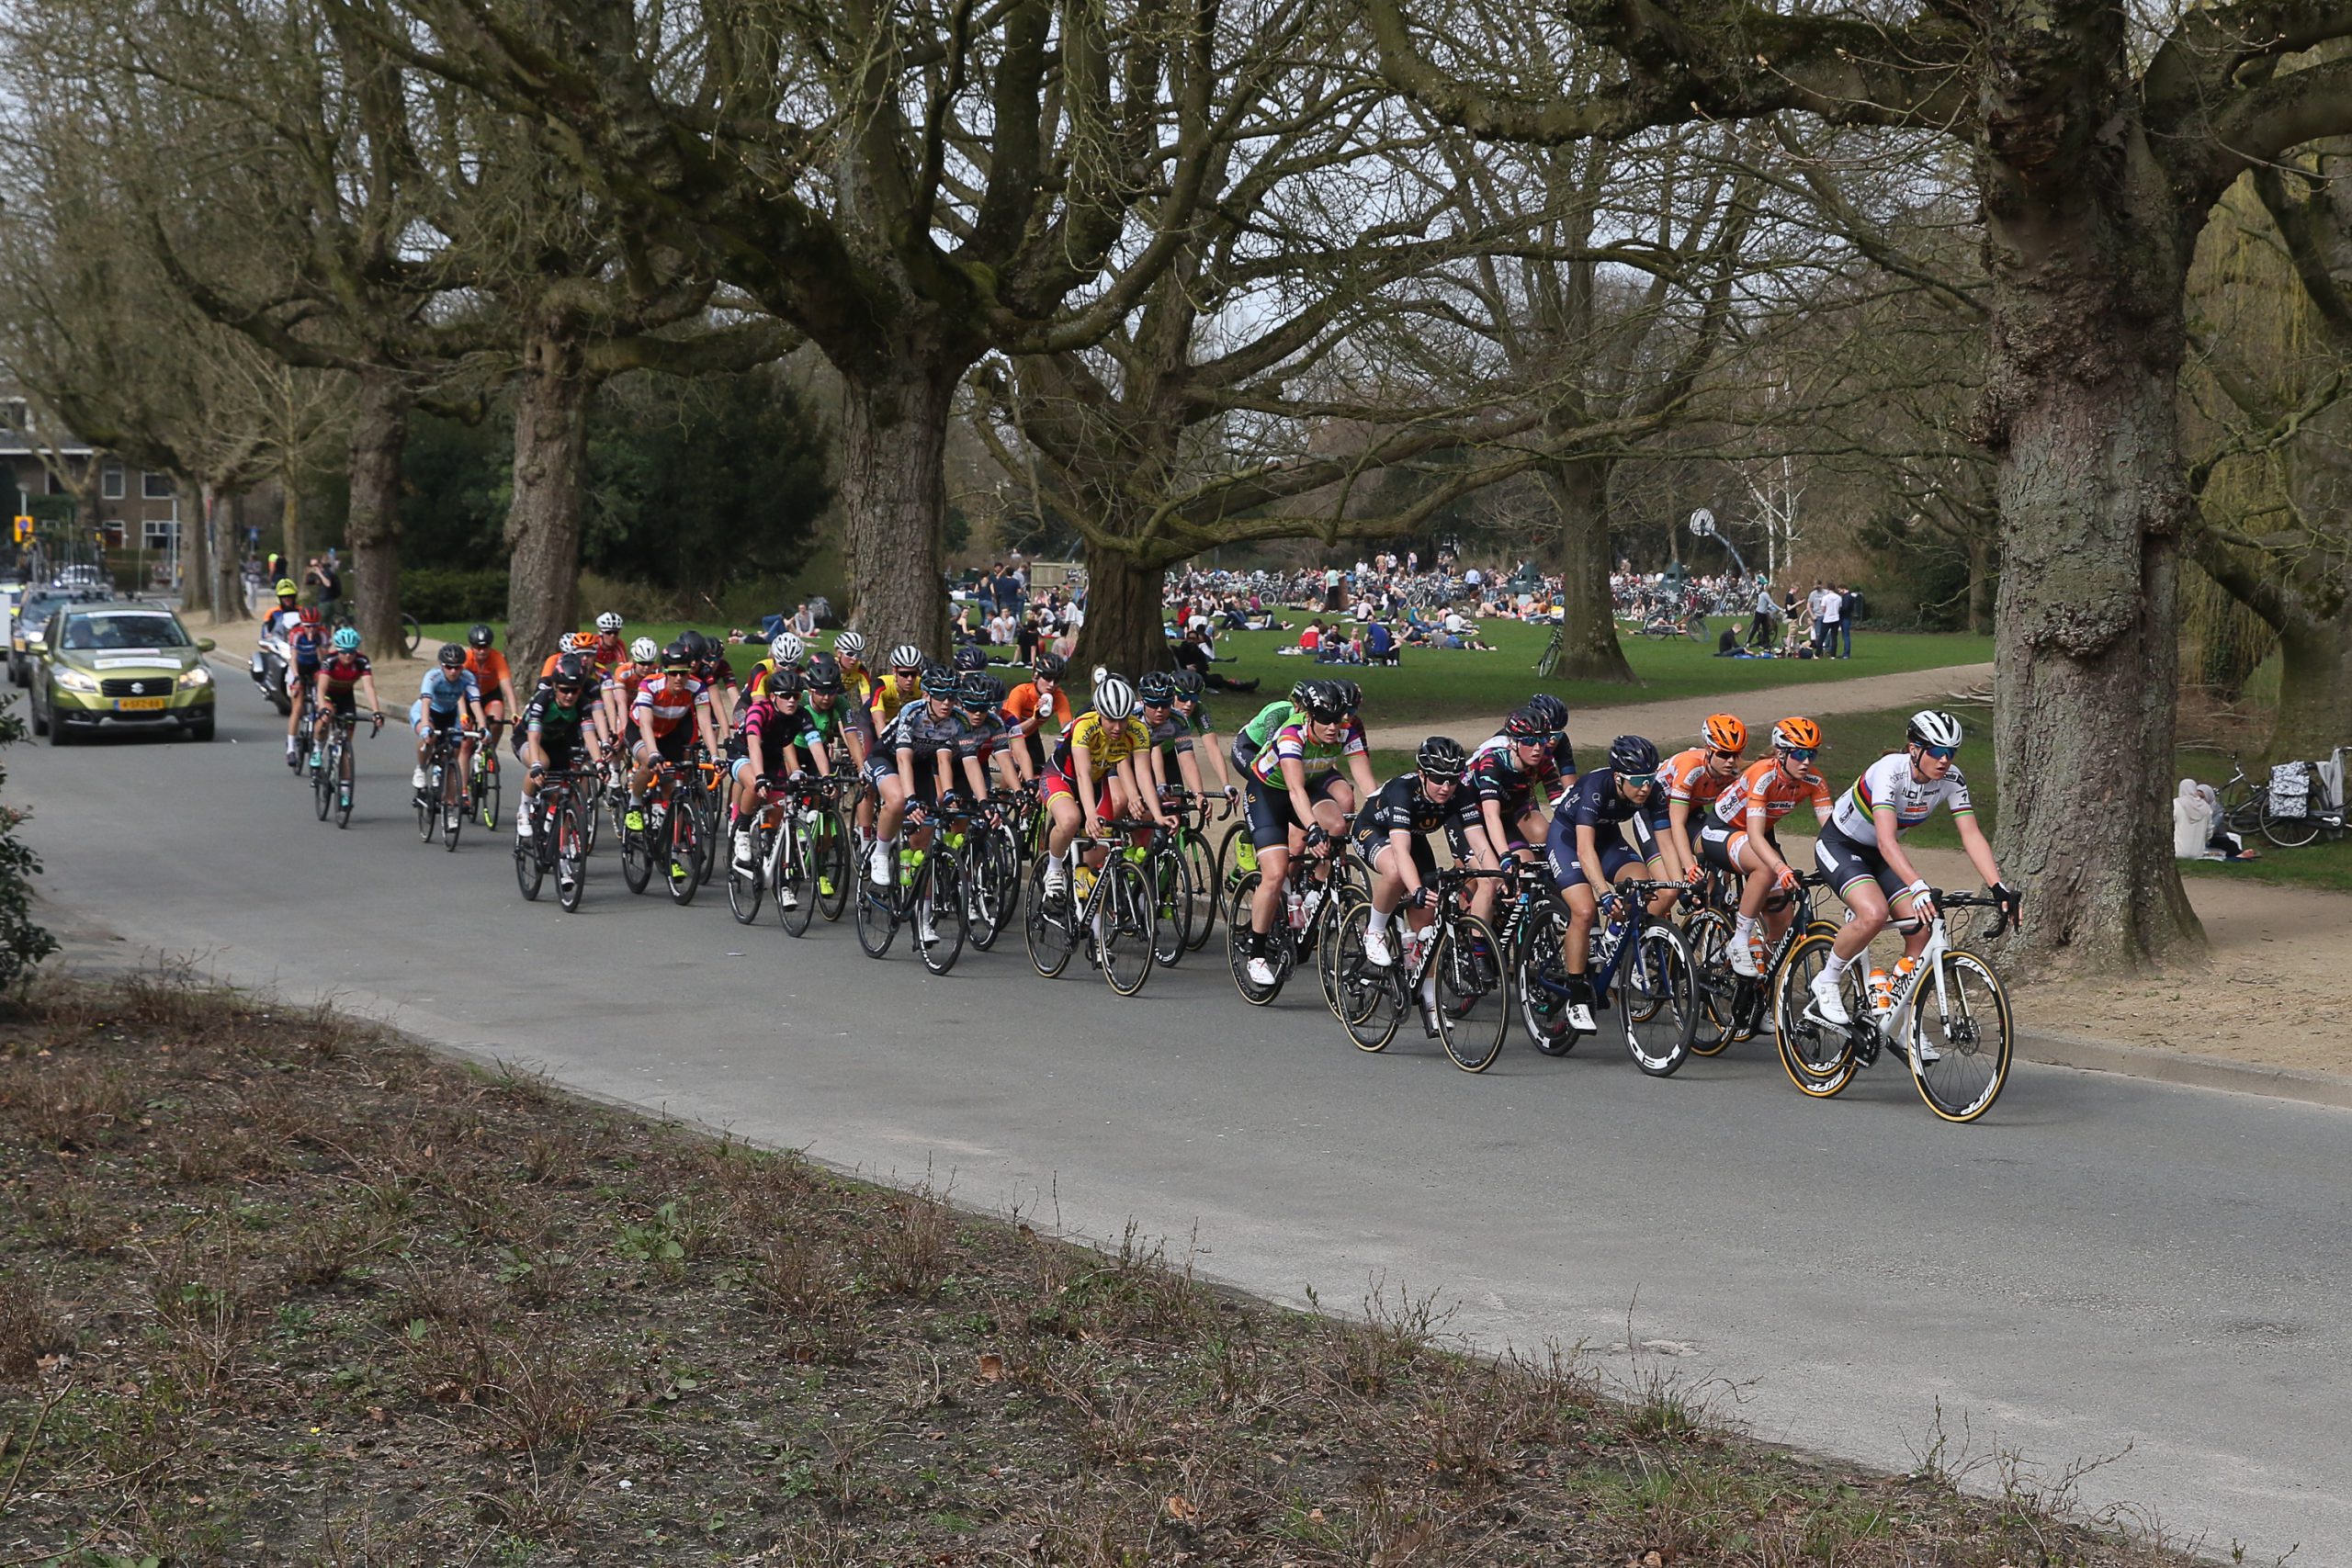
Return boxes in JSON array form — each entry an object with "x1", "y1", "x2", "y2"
[
  {"x1": 1170, "y1": 669, "x2": 1204, "y2": 698},
  {"x1": 662, "y1": 640, "x2": 693, "y2": 670},
  {"x1": 1502, "y1": 706, "x2": 1549, "y2": 741},
  {"x1": 436, "y1": 642, "x2": 466, "y2": 669},
  {"x1": 1417, "y1": 736, "x2": 1468, "y2": 779},
  {"x1": 1526, "y1": 694, "x2": 1567, "y2": 732},
  {"x1": 766, "y1": 666, "x2": 806, "y2": 697},
  {"x1": 957, "y1": 671, "x2": 999, "y2": 709},
  {"x1": 467, "y1": 623, "x2": 494, "y2": 649},
  {"x1": 676, "y1": 629, "x2": 706, "y2": 660},
  {"x1": 1288, "y1": 679, "x2": 1315, "y2": 707},
  {"x1": 1032, "y1": 650, "x2": 1067, "y2": 680},
  {"x1": 804, "y1": 652, "x2": 843, "y2": 694},
  {"x1": 921, "y1": 661, "x2": 956, "y2": 694},
  {"x1": 1137, "y1": 671, "x2": 1178, "y2": 706},
  {"x1": 1609, "y1": 735, "x2": 1662, "y2": 776},
  {"x1": 1333, "y1": 679, "x2": 1363, "y2": 713},
  {"x1": 953, "y1": 645, "x2": 987, "y2": 672},
  {"x1": 1297, "y1": 680, "x2": 1347, "y2": 723},
  {"x1": 552, "y1": 652, "x2": 591, "y2": 688}
]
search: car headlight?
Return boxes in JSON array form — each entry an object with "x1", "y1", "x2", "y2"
[
  {"x1": 178, "y1": 665, "x2": 213, "y2": 689},
  {"x1": 53, "y1": 668, "x2": 97, "y2": 693}
]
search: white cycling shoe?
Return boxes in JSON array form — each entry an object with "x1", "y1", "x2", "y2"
[
  {"x1": 1362, "y1": 924, "x2": 1395, "y2": 968},
  {"x1": 1728, "y1": 939, "x2": 1761, "y2": 978},
  {"x1": 1245, "y1": 954, "x2": 1279, "y2": 987},
  {"x1": 412, "y1": 767, "x2": 430, "y2": 790},
  {"x1": 1043, "y1": 861, "x2": 1069, "y2": 898},
  {"x1": 868, "y1": 844, "x2": 894, "y2": 888},
  {"x1": 1563, "y1": 998, "x2": 1598, "y2": 1033},
  {"x1": 1807, "y1": 970, "x2": 1852, "y2": 1026}
]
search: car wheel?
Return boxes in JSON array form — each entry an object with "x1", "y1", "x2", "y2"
[
  {"x1": 28, "y1": 688, "x2": 45, "y2": 735},
  {"x1": 46, "y1": 705, "x2": 72, "y2": 746},
  {"x1": 187, "y1": 714, "x2": 215, "y2": 741}
]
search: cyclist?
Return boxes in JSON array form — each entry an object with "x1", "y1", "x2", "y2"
[
  {"x1": 623, "y1": 644, "x2": 723, "y2": 833},
  {"x1": 1700, "y1": 717, "x2": 1833, "y2": 979},
  {"x1": 1543, "y1": 735, "x2": 1664, "y2": 1034},
  {"x1": 953, "y1": 671, "x2": 1021, "y2": 800},
  {"x1": 748, "y1": 633, "x2": 805, "y2": 700},
  {"x1": 538, "y1": 630, "x2": 593, "y2": 683},
  {"x1": 310, "y1": 627, "x2": 383, "y2": 759},
  {"x1": 870, "y1": 644, "x2": 928, "y2": 727},
  {"x1": 879, "y1": 665, "x2": 972, "y2": 940},
  {"x1": 831, "y1": 630, "x2": 876, "y2": 710},
  {"x1": 1145, "y1": 669, "x2": 1241, "y2": 814},
  {"x1": 688, "y1": 631, "x2": 741, "y2": 729},
  {"x1": 802, "y1": 652, "x2": 873, "y2": 782},
  {"x1": 1807, "y1": 709, "x2": 2021, "y2": 1028},
  {"x1": 283, "y1": 604, "x2": 327, "y2": 766},
  {"x1": 603, "y1": 637, "x2": 660, "y2": 747},
  {"x1": 590, "y1": 611, "x2": 627, "y2": 679},
  {"x1": 952, "y1": 644, "x2": 988, "y2": 676},
  {"x1": 1455, "y1": 706, "x2": 1569, "y2": 928},
  {"x1": 1038, "y1": 672, "x2": 1164, "y2": 900},
  {"x1": 515, "y1": 653, "x2": 597, "y2": 843},
  {"x1": 999, "y1": 651, "x2": 1073, "y2": 784},
  {"x1": 1352, "y1": 736, "x2": 1469, "y2": 999},
  {"x1": 1230, "y1": 681, "x2": 1310, "y2": 779},
  {"x1": 729, "y1": 667, "x2": 822, "y2": 889},
  {"x1": 411, "y1": 643, "x2": 485, "y2": 795},
  {"x1": 263, "y1": 578, "x2": 303, "y2": 637},
  {"x1": 1656, "y1": 713, "x2": 1747, "y2": 889},
  {"x1": 1238, "y1": 678, "x2": 1376, "y2": 988},
  {"x1": 460, "y1": 624, "x2": 518, "y2": 759}
]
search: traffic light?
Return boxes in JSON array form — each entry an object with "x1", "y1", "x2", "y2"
[{"x1": 11, "y1": 516, "x2": 30, "y2": 545}]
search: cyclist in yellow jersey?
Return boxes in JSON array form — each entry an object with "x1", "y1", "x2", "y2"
[
  {"x1": 1036, "y1": 674, "x2": 1171, "y2": 898},
  {"x1": 831, "y1": 629, "x2": 877, "y2": 710},
  {"x1": 869, "y1": 641, "x2": 927, "y2": 726}
]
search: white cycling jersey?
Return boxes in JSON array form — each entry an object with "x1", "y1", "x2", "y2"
[{"x1": 1829, "y1": 750, "x2": 1974, "y2": 840}]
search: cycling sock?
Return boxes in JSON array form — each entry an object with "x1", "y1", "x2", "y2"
[
  {"x1": 1821, "y1": 953, "x2": 1851, "y2": 983},
  {"x1": 1734, "y1": 912, "x2": 1757, "y2": 945},
  {"x1": 1364, "y1": 908, "x2": 1391, "y2": 936}
]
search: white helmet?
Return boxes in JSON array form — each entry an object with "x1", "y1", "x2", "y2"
[
  {"x1": 888, "y1": 643, "x2": 924, "y2": 671},
  {"x1": 629, "y1": 636, "x2": 659, "y2": 663},
  {"x1": 1907, "y1": 709, "x2": 1963, "y2": 750},
  {"x1": 770, "y1": 632, "x2": 804, "y2": 666},
  {"x1": 833, "y1": 629, "x2": 867, "y2": 660},
  {"x1": 1094, "y1": 674, "x2": 1138, "y2": 722},
  {"x1": 596, "y1": 611, "x2": 624, "y2": 634}
]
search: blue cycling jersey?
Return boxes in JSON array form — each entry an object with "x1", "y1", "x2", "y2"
[{"x1": 418, "y1": 667, "x2": 481, "y2": 715}]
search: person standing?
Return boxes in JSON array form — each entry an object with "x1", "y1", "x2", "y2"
[
  {"x1": 1817, "y1": 581, "x2": 1844, "y2": 659},
  {"x1": 1837, "y1": 582, "x2": 1860, "y2": 658},
  {"x1": 1747, "y1": 577, "x2": 1776, "y2": 647}
]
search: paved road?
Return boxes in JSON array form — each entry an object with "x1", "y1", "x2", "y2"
[{"x1": 17, "y1": 693, "x2": 2348, "y2": 1562}]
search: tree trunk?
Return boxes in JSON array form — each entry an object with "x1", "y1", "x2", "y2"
[
  {"x1": 345, "y1": 367, "x2": 410, "y2": 659},
  {"x1": 1983, "y1": 193, "x2": 2201, "y2": 973},
  {"x1": 1542, "y1": 455, "x2": 1635, "y2": 682},
  {"x1": 206, "y1": 483, "x2": 248, "y2": 623},
  {"x1": 1072, "y1": 543, "x2": 1168, "y2": 678},
  {"x1": 838, "y1": 363, "x2": 955, "y2": 655},
  {"x1": 2266, "y1": 615, "x2": 2352, "y2": 765},
  {"x1": 1964, "y1": 528, "x2": 1993, "y2": 635},
  {"x1": 281, "y1": 482, "x2": 305, "y2": 582},
  {"x1": 503, "y1": 325, "x2": 594, "y2": 684}
]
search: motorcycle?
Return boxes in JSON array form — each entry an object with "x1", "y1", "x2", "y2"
[{"x1": 252, "y1": 627, "x2": 292, "y2": 715}]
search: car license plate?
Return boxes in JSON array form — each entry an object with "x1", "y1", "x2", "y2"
[{"x1": 115, "y1": 696, "x2": 167, "y2": 712}]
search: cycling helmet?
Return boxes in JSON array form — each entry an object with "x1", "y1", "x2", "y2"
[
  {"x1": 331, "y1": 626, "x2": 361, "y2": 652},
  {"x1": 888, "y1": 642, "x2": 924, "y2": 672},
  {"x1": 1906, "y1": 709, "x2": 1963, "y2": 750},
  {"x1": 298, "y1": 605, "x2": 322, "y2": 627},
  {"x1": 662, "y1": 640, "x2": 693, "y2": 668},
  {"x1": 1608, "y1": 735, "x2": 1661, "y2": 776},
  {"x1": 952, "y1": 645, "x2": 987, "y2": 672},
  {"x1": 804, "y1": 652, "x2": 843, "y2": 693},
  {"x1": 921, "y1": 661, "x2": 956, "y2": 694},
  {"x1": 1772, "y1": 716, "x2": 1822, "y2": 752},
  {"x1": 973, "y1": 673, "x2": 1007, "y2": 705},
  {"x1": 468, "y1": 622, "x2": 494, "y2": 649},
  {"x1": 1702, "y1": 713, "x2": 1747, "y2": 752},
  {"x1": 595, "y1": 610, "x2": 624, "y2": 635},
  {"x1": 1502, "y1": 706, "x2": 1549, "y2": 741},
  {"x1": 1526, "y1": 694, "x2": 1568, "y2": 732},
  {"x1": 832, "y1": 629, "x2": 867, "y2": 661},
  {"x1": 1417, "y1": 735, "x2": 1468, "y2": 779},
  {"x1": 1094, "y1": 674, "x2": 1139, "y2": 722},
  {"x1": 1170, "y1": 670, "x2": 1204, "y2": 698},
  {"x1": 1288, "y1": 679, "x2": 1315, "y2": 707},
  {"x1": 629, "y1": 636, "x2": 660, "y2": 664},
  {"x1": 957, "y1": 671, "x2": 999, "y2": 709},
  {"x1": 679, "y1": 629, "x2": 709, "y2": 660},
  {"x1": 765, "y1": 666, "x2": 806, "y2": 697},
  {"x1": 436, "y1": 642, "x2": 466, "y2": 669},
  {"x1": 1032, "y1": 650, "x2": 1067, "y2": 680},
  {"x1": 1137, "y1": 671, "x2": 1178, "y2": 706},
  {"x1": 1333, "y1": 679, "x2": 1363, "y2": 714},
  {"x1": 552, "y1": 652, "x2": 591, "y2": 687},
  {"x1": 560, "y1": 631, "x2": 590, "y2": 654},
  {"x1": 1297, "y1": 680, "x2": 1347, "y2": 724},
  {"x1": 770, "y1": 632, "x2": 804, "y2": 667},
  {"x1": 274, "y1": 578, "x2": 299, "y2": 598}
]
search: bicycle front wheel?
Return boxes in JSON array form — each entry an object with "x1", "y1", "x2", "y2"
[
  {"x1": 816, "y1": 808, "x2": 853, "y2": 921},
  {"x1": 1331, "y1": 903, "x2": 1399, "y2": 1051},
  {"x1": 1181, "y1": 827, "x2": 1220, "y2": 951},
  {"x1": 1025, "y1": 853, "x2": 1078, "y2": 977},
  {"x1": 1514, "y1": 908, "x2": 1577, "y2": 1056},
  {"x1": 415, "y1": 781, "x2": 437, "y2": 843},
  {"x1": 1772, "y1": 933, "x2": 1857, "y2": 1098},
  {"x1": 1100, "y1": 857, "x2": 1156, "y2": 996},
  {"x1": 966, "y1": 830, "x2": 1013, "y2": 952},
  {"x1": 334, "y1": 743, "x2": 355, "y2": 829},
  {"x1": 555, "y1": 797, "x2": 587, "y2": 912},
  {"x1": 442, "y1": 766, "x2": 464, "y2": 852},
  {"x1": 514, "y1": 806, "x2": 547, "y2": 902},
  {"x1": 919, "y1": 852, "x2": 967, "y2": 976},
  {"x1": 1904, "y1": 949, "x2": 2013, "y2": 1122},
  {"x1": 1621, "y1": 923, "x2": 1696, "y2": 1077},
  {"x1": 666, "y1": 806, "x2": 702, "y2": 904},
  {"x1": 1682, "y1": 908, "x2": 1740, "y2": 1056},
  {"x1": 1434, "y1": 915, "x2": 1508, "y2": 1073},
  {"x1": 777, "y1": 819, "x2": 817, "y2": 938},
  {"x1": 475, "y1": 753, "x2": 501, "y2": 829},
  {"x1": 726, "y1": 822, "x2": 765, "y2": 924},
  {"x1": 1149, "y1": 845, "x2": 1193, "y2": 966}
]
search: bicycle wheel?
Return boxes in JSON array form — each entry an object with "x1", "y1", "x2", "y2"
[
  {"x1": 1772, "y1": 933, "x2": 1857, "y2": 1097},
  {"x1": 1621, "y1": 923, "x2": 1696, "y2": 1077},
  {"x1": 666, "y1": 804, "x2": 702, "y2": 904},
  {"x1": 334, "y1": 742, "x2": 355, "y2": 829},
  {"x1": 415, "y1": 779, "x2": 437, "y2": 842},
  {"x1": 726, "y1": 820, "x2": 765, "y2": 924},
  {"x1": 919, "y1": 852, "x2": 967, "y2": 976},
  {"x1": 1181, "y1": 825, "x2": 1220, "y2": 951},
  {"x1": 1025, "y1": 854, "x2": 1077, "y2": 977},
  {"x1": 475, "y1": 752, "x2": 501, "y2": 829},
  {"x1": 401, "y1": 614, "x2": 423, "y2": 657},
  {"x1": 1332, "y1": 904, "x2": 1400, "y2": 1050},
  {"x1": 1149, "y1": 844, "x2": 1193, "y2": 966},
  {"x1": 988, "y1": 823, "x2": 1022, "y2": 931},
  {"x1": 1315, "y1": 885, "x2": 1369, "y2": 1020},
  {"x1": 966, "y1": 831, "x2": 1012, "y2": 952},
  {"x1": 1434, "y1": 914, "x2": 1508, "y2": 1073},
  {"x1": 2221, "y1": 781, "x2": 2266, "y2": 835},
  {"x1": 776, "y1": 818, "x2": 817, "y2": 938},
  {"x1": 2264, "y1": 801, "x2": 2323, "y2": 849},
  {"x1": 855, "y1": 855, "x2": 901, "y2": 958},
  {"x1": 1903, "y1": 949, "x2": 2013, "y2": 1122},
  {"x1": 442, "y1": 765, "x2": 464, "y2": 852},
  {"x1": 1683, "y1": 908, "x2": 1741, "y2": 1056},
  {"x1": 621, "y1": 819, "x2": 655, "y2": 895},
  {"x1": 1514, "y1": 908, "x2": 1577, "y2": 1055},
  {"x1": 1225, "y1": 872, "x2": 1286, "y2": 1005},
  {"x1": 1216, "y1": 819, "x2": 1255, "y2": 893},
  {"x1": 815, "y1": 807, "x2": 853, "y2": 922},
  {"x1": 555, "y1": 797, "x2": 587, "y2": 912},
  {"x1": 313, "y1": 742, "x2": 334, "y2": 820},
  {"x1": 1099, "y1": 856, "x2": 1156, "y2": 996},
  {"x1": 514, "y1": 802, "x2": 547, "y2": 902}
]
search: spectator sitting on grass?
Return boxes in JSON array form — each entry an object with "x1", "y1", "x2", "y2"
[{"x1": 1299, "y1": 619, "x2": 1325, "y2": 654}]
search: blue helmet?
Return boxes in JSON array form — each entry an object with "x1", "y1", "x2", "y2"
[{"x1": 331, "y1": 627, "x2": 361, "y2": 652}]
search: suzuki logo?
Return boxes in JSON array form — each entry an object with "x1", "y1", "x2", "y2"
[{"x1": 130, "y1": 682, "x2": 145, "y2": 694}]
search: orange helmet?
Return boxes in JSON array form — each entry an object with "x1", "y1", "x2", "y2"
[
  {"x1": 561, "y1": 632, "x2": 590, "y2": 653},
  {"x1": 1771, "y1": 716, "x2": 1821, "y2": 751},
  {"x1": 1702, "y1": 714, "x2": 1747, "y2": 753}
]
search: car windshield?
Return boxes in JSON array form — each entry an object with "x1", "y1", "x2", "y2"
[{"x1": 62, "y1": 613, "x2": 188, "y2": 651}]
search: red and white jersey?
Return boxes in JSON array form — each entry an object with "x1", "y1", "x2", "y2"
[{"x1": 632, "y1": 676, "x2": 708, "y2": 738}]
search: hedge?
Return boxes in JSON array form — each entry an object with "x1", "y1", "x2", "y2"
[{"x1": 400, "y1": 568, "x2": 508, "y2": 623}]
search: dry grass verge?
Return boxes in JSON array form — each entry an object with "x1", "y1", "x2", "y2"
[{"x1": 0, "y1": 968, "x2": 2230, "y2": 1565}]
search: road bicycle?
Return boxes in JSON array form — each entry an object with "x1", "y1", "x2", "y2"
[
  {"x1": 1225, "y1": 831, "x2": 1362, "y2": 1007},
  {"x1": 1025, "y1": 825, "x2": 1159, "y2": 995},
  {"x1": 1682, "y1": 867, "x2": 1839, "y2": 1055},
  {"x1": 514, "y1": 761, "x2": 592, "y2": 912},
  {"x1": 619, "y1": 758, "x2": 707, "y2": 904},
  {"x1": 311, "y1": 709, "x2": 380, "y2": 829},
  {"x1": 955, "y1": 795, "x2": 1023, "y2": 953},
  {"x1": 1511, "y1": 875, "x2": 1700, "y2": 1077},
  {"x1": 413, "y1": 725, "x2": 481, "y2": 852},
  {"x1": 1772, "y1": 889, "x2": 2016, "y2": 1122},
  {"x1": 1329, "y1": 864, "x2": 1510, "y2": 1071},
  {"x1": 857, "y1": 798, "x2": 969, "y2": 974},
  {"x1": 469, "y1": 716, "x2": 504, "y2": 829},
  {"x1": 1156, "y1": 786, "x2": 1230, "y2": 953},
  {"x1": 767, "y1": 773, "x2": 853, "y2": 937}
]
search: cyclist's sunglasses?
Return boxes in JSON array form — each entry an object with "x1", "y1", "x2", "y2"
[
  {"x1": 1921, "y1": 743, "x2": 1958, "y2": 761},
  {"x1": 1143, "y1": 698, "x2": 1170, "y2": 710},
  {"x1": 1781, "y1": 746, "x2": 1817, "y2": 762},
  {"x1": 1513, "y1": 732, "x2": 1555, "y2": 748},
  {"x1": 1710, "y1": 747, "x2": 1743, "y2": 761},
  {"x1": 1620, "y1": 771, "x2": 1657, "y2": 788}
]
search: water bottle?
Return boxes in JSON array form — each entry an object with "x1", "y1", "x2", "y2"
[
  {"x1": 1301, "y1": 886, "x2": 1326, "y2": 923},
  {"x1": 1867, "y1": 965, "x2": 1894, "y2": 1018},
  {"x1": 1891, "y1": 954, "x2": 1919, "y2": 1003},
  {"x1": 1073, "y1": 863, "x2": 1097, "y2": 901}
]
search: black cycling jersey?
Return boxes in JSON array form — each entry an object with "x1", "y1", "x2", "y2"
[
  {"x1": 1553, "y1": 766, "x2": 1653, "y2": 837},
  {"x1": 1354, "y1": 773, "x2": 1457, "y2": 840}
]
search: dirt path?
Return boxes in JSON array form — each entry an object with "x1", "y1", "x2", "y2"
[
  {"x1": 1361, "y1": 661, "x2": 1995, "y2": 752},
  {"x1": 192, "y1": 608, "x2": 446, "y2": 707}
]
